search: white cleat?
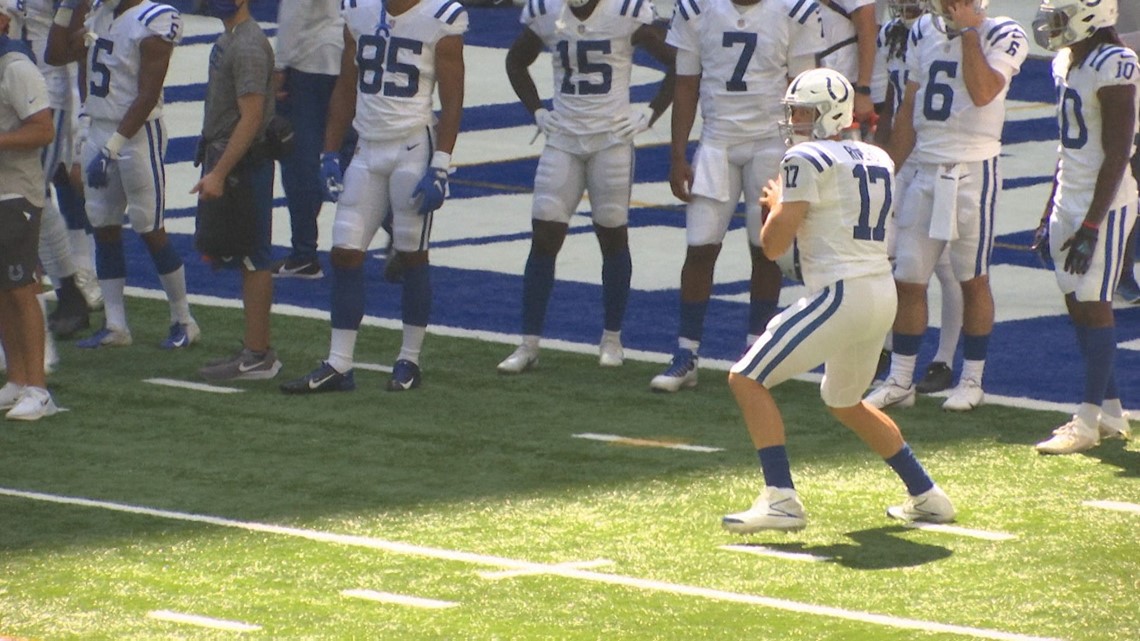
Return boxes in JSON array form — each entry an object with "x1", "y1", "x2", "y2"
[
  {"x1": 76, "y1": 267, "x2": 103, "y2": 311},
  {"x1": 0, "y1": 382, "x2": 25, "y2": 411},
  {"x1": 864, "y1": 378, "x2": 916, "y2": 409},
  {"x1": 722, "y1": 487, "x2": 807, "y2": 533},
  {"x1": 650, "y1": 349, "x2": 698, "y2": 392},
  {"x1": 942, "y1": 378, "x2": 984, "y2": 412},
  {"x1": 598, "y1": 335, "x2": 624, "y2": 367},
  {"x1": 1098, "y1": 412, "x2": 1132, "y2": 441},
  {"x1": 76, "y1": 326, "x2": 133, "y2": 349},
  {"x1": 1036, "y1": 416, "x2": 1100, "y2": 455},
  {"x1": 497, "y1": 345, "x2": 539, "y2": 374},
  {"x1": 887, "y1": 485, "x2": 956, "y2": 523},
  {"x1": 5, "y1": 387, "x2": 59, "y2": 421}
]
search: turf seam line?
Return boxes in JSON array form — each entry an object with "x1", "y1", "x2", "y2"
[
  {"x1": 146, "y1": 610, "x2": 261, "y2": 632},
  {"x1": 341, "y1": 590, "x2": 458, "y2": 609},
  {"x1": 478, "y1": 559, "x2": 614, "y2": 580},
  {"x1": 1, "y1": 487, "x2": 1063, "y2": 641}
]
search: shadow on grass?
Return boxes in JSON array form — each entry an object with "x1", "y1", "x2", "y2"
[{"x1": 754, "y1": 526, "x2": 952, "y2": 570}]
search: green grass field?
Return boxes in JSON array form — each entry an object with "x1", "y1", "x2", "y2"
[{"x1": 1, "y1": 297, "x2": 1138, "y2": 640}]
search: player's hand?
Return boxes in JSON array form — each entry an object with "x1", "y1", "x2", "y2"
[
  {"x1": 273, "y1": 69, "x2": 289, "y2": 101},
  {"x1": 320, "y1": 151, "x2": 344, "y2": 202},
  {"x1": 946, "y1": 0, "x2": 983, "y2": 30},
  {"x1": 190, "y1": 171, "x2": 225, "y2": 201},
  {"x1": 533, "y1": 108, "x2": 564, "y2": 137},
  {"x1": 1030, "y1": 217, "x2": 1051, "y2": 267},
  {"x1": 760, "y1": 177, "x2": 783, "y2": 217},
  {"x1": 669, "y1": 159, "x2": 693, "y2": 203},
  {"x1": 614, "y1": 106, "x2": 654, "y2": 140},
  {"x1": 853, "y1": 94, "x2": 875, "y2": 125},
  {"x1": 85, "y1": 147, "x2": 115, "y2": 189},
  {"x1": 1061, "y1": 225, "x2": 1097, "y2": 275},
  {"x1": 412, "y1": 166, "x2": 448, "y2": 215}
]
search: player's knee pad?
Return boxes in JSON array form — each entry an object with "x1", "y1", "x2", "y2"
[{"x1": 685, "y1": 196, "x2": 733, "y2": 246}]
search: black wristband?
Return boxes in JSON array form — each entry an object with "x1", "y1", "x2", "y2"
[{"x1": 854, "y1": 84, "x2": 872, "y2": 96}]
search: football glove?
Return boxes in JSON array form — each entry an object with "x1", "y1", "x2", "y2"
[
  {"x1": 1061, "y1": 224, "x2": 1098, "y2": 275},
  {"x1": 412, "y1": 151, "x2": 450, "y2": 215},
  {"x1": 1030, "y1": 217, "x2": 1051, "y2": 268},
  {"x1": 533, "y1": 108, "x2": 564, "y2": 137},
  {"x1": 320, "y1": 151, "x2": 344, "y2": 202},
  {"x1": 85, "y1": 131, "x2": 126, "y2": 189},
  {"x1": 614, "y1": 106, "x2": 654, "y2": 140}
]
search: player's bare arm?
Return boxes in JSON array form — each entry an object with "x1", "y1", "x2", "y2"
[
  {"x1": 758, "y1": 178, "x2": 806, "y2": 260},
  {"x1": 434, "y1": 34, "x2": 464, "y2": 156},
  {"x1": 887, "y1": 80, "x2": 918, "y2": 168},
  {"x1": 669, "y1": 73, "x2": 699, "y2": 202},
  {"x1": 949, "y1": 2, "x2": 1006, "y2": 107},
  {"x1": 0, "y1": 108, "x2": 53, "y2": 150},
  {"x1": 117, "y1": 36, "x2": 173, "y2": 139},
  {"x1": 1080, "y1": 83, "x2": 1138, "y2": 228},
  {"x1": 632, "y1": 22, "x2": 676, "y2": 124},
  {"x1": 504, "y1": 28, "x2": 544, "y2": 115},
  {"x1": 44, "y1": 0, "x2": 89, "y2": 66},
  {"x1": 851, "y1": 4, "x2": 878, "y2": 120},
  {"x1": 191, "y1": 92, "x2": 265, "y2": 200},
  {"x1": 322, "y1": 26, "x2": 357, "y2": 154}
]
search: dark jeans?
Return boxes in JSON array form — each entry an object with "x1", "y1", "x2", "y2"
[{"x1": 278, "y1": 69, "x2": 337, "y2": 263}]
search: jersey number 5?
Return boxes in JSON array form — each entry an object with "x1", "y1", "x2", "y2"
[
  {"x1": 89, "y1": 38, "x2": 114, "y2": 99},
  {"x1": 852, "y1": 164, "x2": 892, "y2": 241},
  {"x1": 356, "y1": 34, "x2": 422, "y2": 97}
]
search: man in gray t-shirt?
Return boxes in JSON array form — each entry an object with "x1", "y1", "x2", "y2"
[
  {"x1": 192, "y1": 0, "x2": 282, "y2": 382},
  {"x1": 0, "y1": 17, "x2": 59, "y2": 421}
]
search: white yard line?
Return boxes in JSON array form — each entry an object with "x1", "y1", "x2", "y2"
[
  {"x1": 572, "y1": 433, "x2": 724, "y2": 453},
  {"x1": 143, "y1": 378, "x2": 244, "y2": 394},
  {"x1": 720, "y1": 545, "x2": 831, "y2": 563},
  {"x1": 479, "y1": 558, "x2": 614, "y2": 580},
  {"x1": 147, "y1": 610, "x2": 261, "y2": 632},
  {"x1": 352, "y1": 362, "x2": 394, "y2": 374},
  {"x1": 0, "y1": 487, "x2": 1061, "y2": 641},
  {"x1": 1083, "y1": 500, "x2": 1140, "y2": 515},
  {"x1": 899, "y1": 522, "x2": 1018, "y2": 541},
  {"x1": 341, "y1": 589, "x2": 458, "y2": 609}
]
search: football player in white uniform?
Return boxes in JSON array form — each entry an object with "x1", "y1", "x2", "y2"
[
  {"x1": 1029, "y1": 0, "x2": 1136, "y2": 454},
  {"x1": 865, "y1": 0, "x2": 1027, "y2": 412},
  {"x1": 280, "y1": 0, "x2": 466, "y2": 394},
  {"x1": 871, "y1": 0, "x2": 963, "y2": 395},
  {"x1": 651, "y1": 0, "x2": 825, "y2": 392},
  {"x1": 1112, "y1": 0, "x2": 1140, "y2": 303},
  {"x1": 45, "y1": 0, "x2": 198, "y2": 350},
  {"x1": 722, "y1": 69, "x2": 954, "y2": 533},
  {"x1": 496, "y1": 0, "x2": 675, "y2": 374},
  {"x1": 12, "y1": 0, "x2": 99, "y2": 336},
  {"x1": 818, "y1": 0, "x2": 879, "y2": 125}
]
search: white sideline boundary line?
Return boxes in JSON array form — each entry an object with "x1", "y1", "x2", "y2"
[
  {"x1": 353, "y1": 362, "x2": 394, "y2": 374},
  {"x1": 720, "y1": 545, "x2": 831, "y2": 563},
  {"x1": 479, "y1": 558, "x2": 614, "y2": 580},
  {"x1": 125, "y1": 286, "x2": 1139, "y2": 417},
  {"x1": 147, "y1": 610, "x2": 261, "y2": 632},
  {"x1": 143, "y1": 378, "x2": 244, "y2": 394},
  {"x1": 1083, "y1": 500, "x2": 1140, "y2": 515},
  {"x1": 899, "y1": 522, "x2": 1017, "y2": 541},
  {"x1": 0, "y1": 487, "x2": 1062, "y2": 641},
  {"x1": 341, "y1": 589, "x2": 458, "y2": 609},
  {"x1": 573, "y1": 433, "x2": 724, "y2": 453}
]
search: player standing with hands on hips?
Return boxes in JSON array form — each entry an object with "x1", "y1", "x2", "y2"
[
  {"x1": 1030, "y1": 0, "x2": 1137, "y2": 454},
  {"x1": 722, "y1": 68, "x2": 954, "y2": 533}
]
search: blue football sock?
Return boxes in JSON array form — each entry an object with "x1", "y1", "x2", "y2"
[
  {"x1": 521, "y1": 250, "x2": 556, "y2": 335},
  {"x1": 758, "y1": 446, "x2": 795, "y2": 489},
  {"x1": 893, "y1": 333, "x2": 922, "y2": 357},
  {"x1": 963, "y1": 333, "x2": 990, "y2": 361},
  {"x1": 749, "y1": 299, "x2": 779, "y2": 336},
  {"x1": 601, "y1": 247, "x2": 631, "y2": 333},
  {"x1": 679, "y1": 300, "x2": 708, "y2": 343},
  {"x1": 402, "y1": 262, "x2": 431, "y2": 328},
  {"x1": 885, "y1": 444, "x2": 935, "y2": 496},
  {"x1": 148, "y1": 241, "x2": 183, "y2": 276},
  {"x1": 330, "y1": 264, "x2": 365, "y2": 330},
  {"x1": 1083, "y1": 326, "x2": 1116, "y2": 407},
  {"x1": 95, "y1": 238, "x2": 127, "y2": 280}
]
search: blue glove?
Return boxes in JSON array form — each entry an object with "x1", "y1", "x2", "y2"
[
  {"x1": 320, "y1": 151, "x2": 344, "y2": 202},
  {"x1": 1061, "y1": 224, "x2": 1098, "y2": 275},
  {"x1": 412, "y1": 163, "x2": 448, "y2": 215},
  {"x1": 86, "y1": 147, "x2": 114, "y2": 189}
]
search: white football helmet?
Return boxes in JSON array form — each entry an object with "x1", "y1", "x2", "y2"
[
  {"x1": 1032, "y1": 0, "x2": 1118, "y2": 51},
  {"x1": 926, "y1": 0, "x2": 988, "y2": 34},
  {"x1": 779, "y1": 68, "x2": 854, "y2": 146},
  {"x1": 889, "y1": 0, "x2": 925, "y2": 26}
]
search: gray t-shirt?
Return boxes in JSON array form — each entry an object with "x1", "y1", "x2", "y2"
[
  {"x1": 202, "y1": 18, "x2": 275, "y2": 145},
  {"x1": 1118, "y1": 3, "x2": 1140, "y2": 52},
  {"x1": 0, "y1": 49, "x2": 50, "y2": 208}
]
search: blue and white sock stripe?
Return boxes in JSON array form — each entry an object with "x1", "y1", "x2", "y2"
[
  {"x1": 736, "y1": 281, "x2": 844, "y2": 381},
  {"x1": 144, "y1": 120, "x2": 166, "y2": 232},
  {"x1": 1098, "y1": 206, "x2": 1129, "y2": 301},
  {"x1": 974, "y1": 155, "x2": 998, "y2": 277}
]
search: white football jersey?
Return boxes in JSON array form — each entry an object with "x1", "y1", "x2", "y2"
[
  {"x1": 667, "y1": 0, "x2": 825, "y2": 145},
  {"x1": 342, "y1": 0, "x2": 468, "y2": 142},
  {"x1": 816, "y1": 0, "x2": 874, "y2": 83},
  {"x1": 521, "y1": 0, "x2": 654, "y2": 136},
  {"x1": 779, "y1": 139, "x2": 894, "y2": 290},
  {"x1": 83, "y1": 1, "x2": 182, "y2": 123},
  {"x1": 1051, "y1": 44, "x2": 1140, "y2": 218},
  {"x1": 905, "y1": 14, "x2": 1027, "y2": 163},
  {"x1": 16, "y1": 0, "x2": 76, "y2": 109},
  {"x1": 873, "y1": 17, "x2": 908, "y2": 109}
]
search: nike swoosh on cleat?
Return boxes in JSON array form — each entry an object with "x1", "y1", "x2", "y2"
[
  {"x1": 308, "y1": 373, "x2": 337, "y2": 389},
  {"x1": 169, "y1": 337, "x2": 188, "y2": 348},
  {"x1": 768, "y1": 498, "x2": 800, "y2": 518},
  {"x1": 238, "y1": 362, "x2": 265, "y2": 373}
]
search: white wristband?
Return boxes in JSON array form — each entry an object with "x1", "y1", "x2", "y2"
[
  {"x1": 104, "y1": 132, "x2": 128, "y2": 158},
  {"x1": 430, "y1": 150, "x2": 451, "y2": 170},
  {"x1": 53, "y1": 7, "x2": 74, "y2": 27}
]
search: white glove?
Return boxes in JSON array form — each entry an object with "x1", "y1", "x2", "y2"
[
  {"x1": 614, "y1": 106, "x2": 655, "y2": 140},
  {"x1": 533, "y1": 108, "x2": 564, "y2": 136}
]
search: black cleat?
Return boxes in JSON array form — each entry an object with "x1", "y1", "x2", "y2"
[{"x1": 915, "y1": 361, "x2": 954, "y2": 394}]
